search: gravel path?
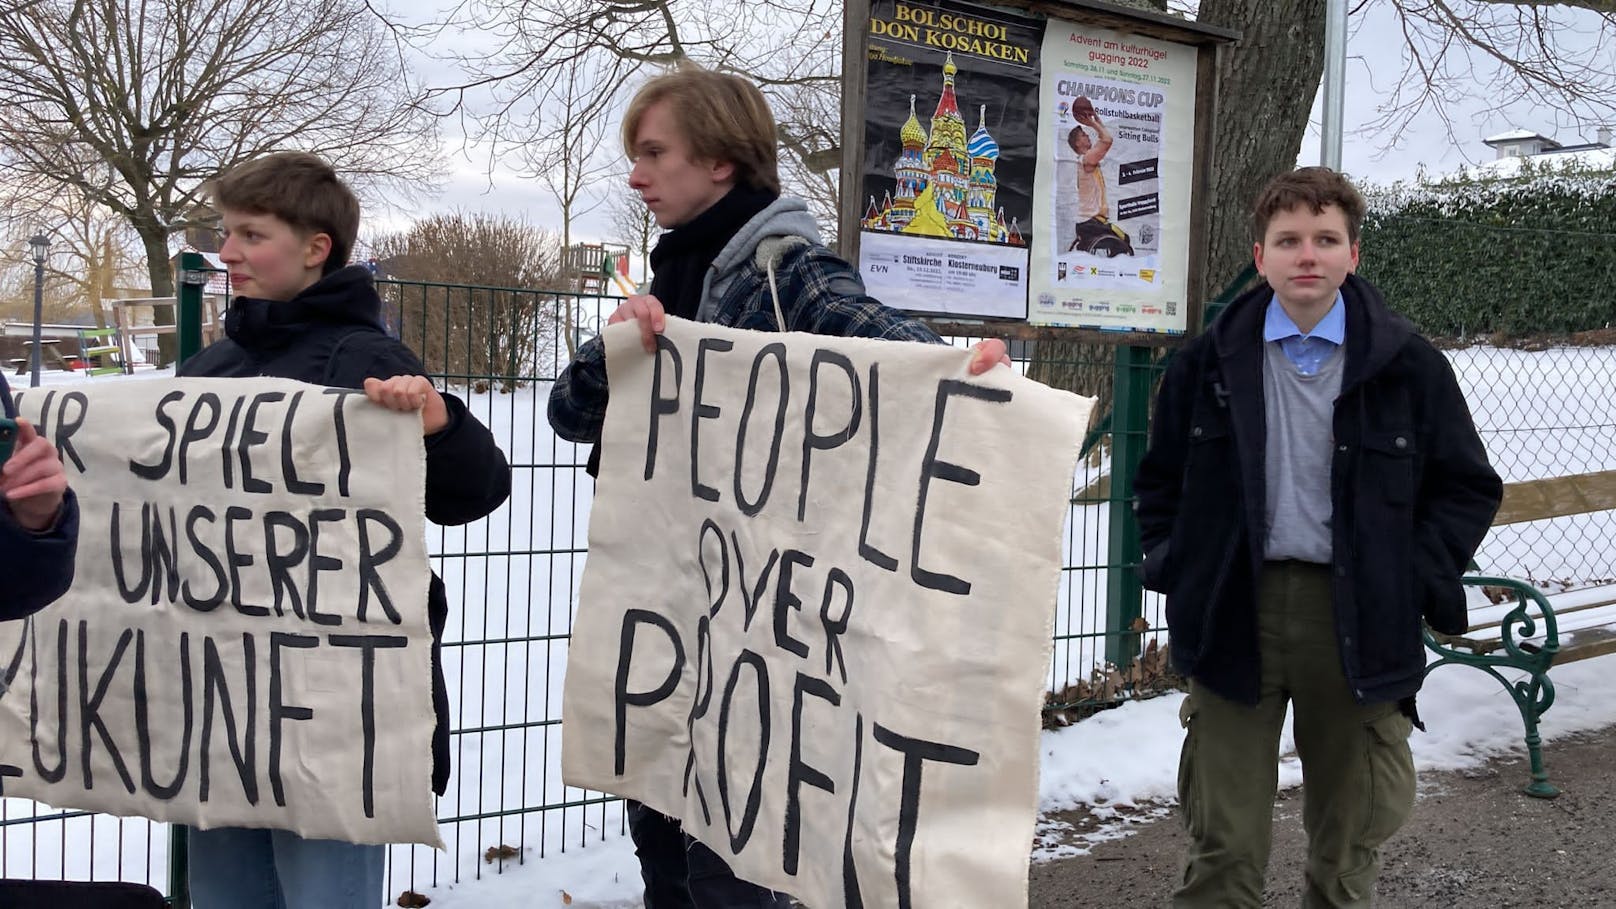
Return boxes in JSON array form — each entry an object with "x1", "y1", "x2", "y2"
[{"x1": 1029, "y1": 723, "x2": 1616, "y2": 907}]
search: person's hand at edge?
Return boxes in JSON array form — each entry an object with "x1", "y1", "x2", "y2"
[
  {"x1": 364, "y1": 375, "x2": 450, "y2": 435},
  {"x1": 608, "y1": 294, "x2": 668, "y2": 353},
  {"x1": 968, "y1": 338, "x2": 1012, "y2": 375},
  {"x1": 0, "y1": 419, "x2": 68, "y2": 532}
]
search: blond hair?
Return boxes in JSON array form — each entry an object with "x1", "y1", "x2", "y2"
[{"x1": 622, "y1": 69, "x2": 781, "y2": 195}]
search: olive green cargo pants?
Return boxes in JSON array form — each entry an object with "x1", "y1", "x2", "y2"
[{"x1": 1173, "y1": 560, "x2": 1416, "y2": 908}]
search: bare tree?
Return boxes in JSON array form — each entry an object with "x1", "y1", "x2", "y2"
[
  {"x1": 371, "y1": 212, "x2": 562, "y2": 390},
  {"x1": 0, "y1": 245, "x2": 79, "y2": 325},
  {"x1": 0, "y1": 0, "x2": 442, "y2": 362},
  {"x1": 605, "y1": 185, "x2": 659, "y2": 285},
  {"x1": 772, "y1": 78, "x2": 845, "y2": 238},
  {"x1": 417, "y1": 0, "x2": 842, "y2": 223},
  {"x1": 2, "y1": 174, "x2": 147, "y2": 325},
  {"x1": 1192, "y1": 0, "x2": 1616, "y2": 295},
  {"x1": 520, "y1": 56, "x2": 619, "y2": 272},
  {"x1": 408, "y1": 0, "x2": 1613, "y2": 327}
]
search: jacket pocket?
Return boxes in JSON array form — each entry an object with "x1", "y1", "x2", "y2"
[
  {"x1": 1176, "y1": 695, "x2": 1205, "y2": 840},
  {"x1": 1360, "y1": 430, "x2": 1417, "y2": 505},
  {"x1": 1180, "y1": 415, "x2": 1234, "y2": 515},
  {"x1": 1139, "y1": 538, "x2": 1173, "y2": 594},
  {"x1": 1416, "y1": 530, "x2": 1468, "y2": 635},
  {"x1": 1361, "y1": 709, "x2": 1415, "y2": 847}
]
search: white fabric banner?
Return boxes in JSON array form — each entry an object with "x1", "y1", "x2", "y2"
[
  {"x1": 563, "y1": 318, "x2": 1094, "y2": 908},
  {"x1": 0, "y1": 378, "x2": 440, "y2": 847}
]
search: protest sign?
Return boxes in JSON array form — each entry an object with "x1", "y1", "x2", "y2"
[
  {"x1": 0, "y1": 378, "x2": 440, "y2": 847},
  {"x1": 563, "y1": 318, "x2": 1093, "y2": 908}
]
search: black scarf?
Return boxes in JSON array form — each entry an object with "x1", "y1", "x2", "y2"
[
  {"x1": 648, "y1": 184, "x2": 777, "y2": 319},
  {"x1": 586, "y1": 185, "x2": 775, "y2": 479}
]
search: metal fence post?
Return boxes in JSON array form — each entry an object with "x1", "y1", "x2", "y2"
[
  {"x1": 168, "y1": 251, "x2": 206, "y2": 908},
  {"x1": 176, "y1": 251, "x2": 206, "y2": 366},
  {"x1": 1104, "y1": 345, "x2": 1155, "y2": 668},
  {"x1": 168, "y1": 824, "x2": 190, "y2": 908}
]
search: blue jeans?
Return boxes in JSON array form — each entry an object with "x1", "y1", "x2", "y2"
[
  {"x1": 627, "y1": 801, "x2": 794, "y2": 909},
  {"x1": 186, "y1": 825, "x2": 386, "y2": 909}
]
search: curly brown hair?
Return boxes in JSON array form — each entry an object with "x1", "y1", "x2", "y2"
[{"x1": 1251, "y1": 166, "x2": 1366, "y2": 243}]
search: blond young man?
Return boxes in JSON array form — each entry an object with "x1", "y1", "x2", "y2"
[{"x1": 548, "y1": 68, "x2": 1007, "y2": 909}]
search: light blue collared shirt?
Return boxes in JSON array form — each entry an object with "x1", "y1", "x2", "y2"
[{"x1": 1263, "y1": 293, "x2": 1345, "y2": 376}]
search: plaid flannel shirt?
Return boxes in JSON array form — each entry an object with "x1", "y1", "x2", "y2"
[{"x1": 548, "y1": 242, "x2": 941, "y2": 444}]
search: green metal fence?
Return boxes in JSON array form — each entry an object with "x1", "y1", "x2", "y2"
[{"x1": 3, "y1": 267, "x2": 1613, "y2": 906}]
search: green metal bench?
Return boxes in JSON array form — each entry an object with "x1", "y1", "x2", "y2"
[{"x1": 1424, "y1": 468, "x2": 1616, "y2": 799}]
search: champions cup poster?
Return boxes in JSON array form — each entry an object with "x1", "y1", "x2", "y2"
[
  {"x1": 1029, "y1": 18, "x2": 1198, "y2": 333},
  {"x1": 857, "y1": 0, "x2": 1044, "y2": 319}
]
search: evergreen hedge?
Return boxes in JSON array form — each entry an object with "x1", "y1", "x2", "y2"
[{"x1": 1357, "y1": 160, "x2": 1616, "y2": 338}]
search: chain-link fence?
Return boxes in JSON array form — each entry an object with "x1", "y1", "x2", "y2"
[{"x1": 1450, "y1": 343, "x2": 1616, "y2": 585}]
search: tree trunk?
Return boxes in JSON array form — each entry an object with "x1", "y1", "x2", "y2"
[
  {"x1": 137, "y1": 217, "x2": 178, "y2": 367},
  {"x1": 1197, "y1": 0, "x2": 1327, "y2": 295},
  {"x1": 92, "y1": 231, "x2": 114, "y2": 330},
  {"x1": 1027, "y1": 343, "x2": 1116, "y2": 422}
]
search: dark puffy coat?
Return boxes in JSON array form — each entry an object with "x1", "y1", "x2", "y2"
[
  {"x1": 1, "y1": 371, "x2": 80, "y2": 621},
  {"x1": 179, "y1": 266, "x2": 512, "y2": 794},
  {"x1": 1134, "y1": 274, "x2": 1501, "y2": 707}
]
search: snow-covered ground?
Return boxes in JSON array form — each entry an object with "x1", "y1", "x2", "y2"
[{"x1": 2, "y1": 342, "x2": 1613, "y2": 907}]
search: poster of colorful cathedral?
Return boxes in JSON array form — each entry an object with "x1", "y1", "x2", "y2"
[
  {"x1": 857, "y1": 0, "x2": 1041, "y2": 317},
  {"x1": 862, "y1": 52, "x2": 1026, "y2": 247}
]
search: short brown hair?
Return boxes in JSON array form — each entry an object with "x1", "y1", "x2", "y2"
[
  {"x1": 622, "y1": 69, "x2": 781, "y2": 195},
  {"x1": 209, "y1": 152, "x2": 360, "y2": 275},
  {"x1": 1252, "y1": 166, "x2": 1366, "y2": 243}
]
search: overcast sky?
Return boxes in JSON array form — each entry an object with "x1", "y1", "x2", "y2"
[{"x1": 378, "y1": 2, "x2": 1613, "y2": 248}]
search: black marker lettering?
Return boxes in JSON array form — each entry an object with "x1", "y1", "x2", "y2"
[
  {"x1": 912, "y1": 381, "x2": 1012, "y2": 595},
  {"x1": 129, "y1": 390, "x2": 185, "y2": 480},
  {"x1": 798, "y1": 349, "x2": 862, "y2": 521},
  {"x1": 613, "y1": 609, "x2": 685, "y2": 776},
  {"x1": 690, "y1": 337, "x2": 733, "y2": 502},
  {"x1": 268, "y1": 632, "x2": 318, "y2": 807},
  {"x1": 645, "y1": 334, "x2": 684, "y2": 481},
  {"x1": 733, "y1": 342, "x2": 789, "y2": 516}
]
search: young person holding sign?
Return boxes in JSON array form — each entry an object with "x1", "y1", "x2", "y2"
[
  {"x1": 1134, "y1": 168, "x2": 1501, "y2": 907},
  {"x1": 549, "y1": 68, "x2": 1008, "y2": 909},
  {"x1": 0, "y1": 371, "x2": 77, "y2": 621},
  {"x1": 178, "y1": 152, "x2": 512, "y2": 909}
]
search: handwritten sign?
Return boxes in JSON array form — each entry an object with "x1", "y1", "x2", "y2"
[
  {"x1": 563, "y1": 318, "x2": 1094, "y2": 908},
  {"x1": 0, "y1": 378, "x2": 440, "y2": 847}
]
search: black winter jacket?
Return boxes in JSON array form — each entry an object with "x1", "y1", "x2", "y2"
[
  {"x1": 179, "y1": 266, "x2": 512, "y2": 794},
  {"x1": 1, "y1": 371, "x2": 80, "y2": 621},
  {"x1": 1133, "y1": 274, "x2": 1501, "y2": 707}
]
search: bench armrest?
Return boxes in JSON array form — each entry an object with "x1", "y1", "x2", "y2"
[{"x1": 1425, "y1": 575, "x2": 1561, "y2": 667}]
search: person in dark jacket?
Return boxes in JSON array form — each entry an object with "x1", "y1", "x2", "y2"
[
  {"x1": 1134, "y1": 167, "x2": 1501, "y2": 908},
  {"x1": 179, "y1": 151, "x2": 512, "y2": 909},
  {"x1": 1, "y1": 371, "x2": 78, "y2": 620},
  {"x1": 549, "y1": 69, "x2": 1009, "y2": 909}
]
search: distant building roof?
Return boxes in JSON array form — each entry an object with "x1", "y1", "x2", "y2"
[
  {"x1": 1447, "y1": 146, "x2": 1616, "y2": 181},
  {"x1": 1483, "y1": 128, "x2": 1556, "y2": 146}
]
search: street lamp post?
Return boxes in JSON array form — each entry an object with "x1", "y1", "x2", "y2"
[{"x1": 28, "y1": 233, "x2": 50, "y2": 388}]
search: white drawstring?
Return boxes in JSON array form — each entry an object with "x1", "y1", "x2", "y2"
[{"x1": 767, "y1": 256, "x2": 787, "y2": 331}]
